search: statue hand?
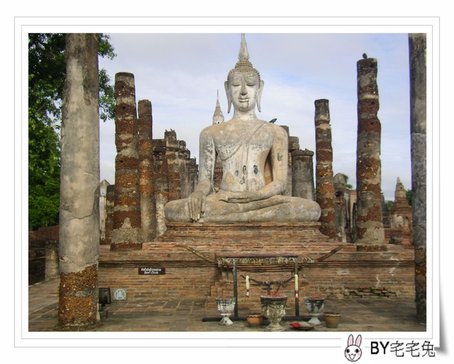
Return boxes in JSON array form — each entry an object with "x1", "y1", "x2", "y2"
[
  {"x1": 187, "y1": 191, "x2": 206, "y2": 222},
  {"x1": 219, "y1": 191, "x2": 263, "y2": 203}
]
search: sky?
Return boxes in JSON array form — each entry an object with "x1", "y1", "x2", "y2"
[{"x1": 99, "y1": 33, "x2": 411, "y2": 201}]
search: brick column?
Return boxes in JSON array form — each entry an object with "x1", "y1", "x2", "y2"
[
  {"x1": 137, "y1": 99, "x2": 156, "y2": 241},
  {"x1": 102, "y1": 184, "x2": 115, "y2": 245},
  {"x1": 314, "y1": 99, "x2": 336, "y2": 238},
  {"x1": 333, "y1": 173, "x2": 348, "y2": 242},
  {"x1": 188, "y1": 157, "x2": 198, "y2": 193},
  {"x1": 111, "y1": 72, "x2": 142, "y2": 250},
  {"x1": 355, "y1": 57, "x2": 385, "y2": 245},
  {"x1": 292, "y1": 149, "x2": 315, "y2": 201},
  {"x1": 58, "y1": 34, "x2": 99, "y2": 327},
  {"x1": 409, "y1": 33, "x2": 426, "y2": 323},
  {"x1": 155, "y1": 151, "x2": 169, "y2": 237},
  {"x1": 165, "y1": 130, "x2": 181, "y2": 202}
]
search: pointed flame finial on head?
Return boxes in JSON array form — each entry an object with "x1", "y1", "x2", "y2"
[
  {"x1": 239, "y1": 33, "x2": 250, "y2": 62},
  {"x1": 230, "y1": 33, "x2": 259, "y2": 77}
]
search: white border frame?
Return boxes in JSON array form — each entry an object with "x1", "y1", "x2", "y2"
[{"x1": 15, "y1": 16, "x2": 439, "y2": 352}]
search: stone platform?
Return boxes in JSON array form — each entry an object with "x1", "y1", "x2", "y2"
[
  {"x1": 160, "y1": 222, "x2": 330, "y2": 243},
  {"x1": 98, "y1": 222, "x2": 415, "y2": 312},
  {"x1": 29, "y1": 277, "x2": 425, "y2": 332}
]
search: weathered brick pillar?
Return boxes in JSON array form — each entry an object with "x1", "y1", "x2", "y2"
[
  {"x1": 213, "y1": 155, "x2": 223, "y2": 191},
  {"x1": 58, "y1": 34, "x2": 99, "y2": 327},
  {"x1": 355, "y1": 57, "x2": 385, "y2": 245},
  {"x1": 280, "y1": 125, "x2": 293, "y2": 196},
  {"x1": 45, "y1": 241, "x2": 59, "y2": 280},
  {"x1": 409, "y1": 33, "x2": 426, "y2": 323},
  {"x1": 155, "y1": 154, "x2": 169, "y2": 237},
  {"x1": 165, "y1": 130, "x2": 181, "y2": 202},
  {"x1": 314, "y1": 99, "x2": 336, "y2": 238},
  {"x1": 178, "y1": 142, "x2": 191, "y2": 198},
  {"x1": 292, "y1": 149, "x2": 315, "y2": 201},
  {"x1": 111, "y1": 73, "x2": 142, "y2": 250},
  {"x1": 102, "y1": 184, "x2": 115, "y2": 245},
  {"x1": 99, "y1": 179, "x2": 109, "y2": 242},
  {"x1": 334, "y1": 173, "x2": 348, "y2": 242},
  {"x1": 137, "y1": 99, "x2": 156, "y2": 241},
  {"x1": 188, "y1": 157, "x2": 198, "y2": 193}
]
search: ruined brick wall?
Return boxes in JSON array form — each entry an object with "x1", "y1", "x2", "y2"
[
  {"x1": 29, "y1": 226, "x2": 60, "y2": 284},
  {"x1": 150, "y1": 131, "x2": 197, "y2": 237},
  {"x1": 98, "y1": 239, "x2": 415, "y2": 305}
]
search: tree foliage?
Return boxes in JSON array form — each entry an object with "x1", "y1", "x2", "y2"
[
  {"x1": 406, "y1": 189, "x2": 413, "y2": 206},
  {"x1": 29, "y1": 33, "x2": 116, "y2": 230}
]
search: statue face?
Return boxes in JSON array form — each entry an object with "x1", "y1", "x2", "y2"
[{"x1": 227, "y1": 71, "x2": 260, "y2": 112}]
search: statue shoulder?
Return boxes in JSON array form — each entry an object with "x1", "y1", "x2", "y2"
[
  {"x1": 200, "y1": 124, "x2": 217, "y2": 138},
  {"x1": 262, "y1": 121, "x2": 287, "y2": 138}
]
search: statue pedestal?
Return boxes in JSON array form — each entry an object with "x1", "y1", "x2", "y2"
[
  {"x1": 161, "y1": 221, "x2": 330, "y2": 244},
  {"x1": 99, "y1": 221, "x2": 415, "y2": 313}
]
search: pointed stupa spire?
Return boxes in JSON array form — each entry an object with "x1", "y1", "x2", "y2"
[
  {"x1": 395, "y1": 176, "x2": 406, "y2": 199},
  {"x1": 212, "y1": 90, "x2": 224, "y2": 125}
]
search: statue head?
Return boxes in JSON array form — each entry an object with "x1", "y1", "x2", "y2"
[{"x1": 225, "y1": 34, "x2": 264, "y2": 114}]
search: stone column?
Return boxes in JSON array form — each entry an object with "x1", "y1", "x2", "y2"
[
  {"x1": 137, "y1": 99, "x2": 156, "y2": 241},
  {"x1": 102, "y1": 184, "x2": 115, "y2": 245},
  {"x1": 281, "y1": 125, "x2": 294, "y2": 196},
  {"x1": 58, "y1": 34, "x2": 99, "y2": 327},
  {"x1": 45, "y1": 241, "x2": 59, "y2": 280},
  {"x1": 355, "y1": 57, "x2": 385, "y2": 245},
  {"x1": 155, "y1": 153, "x2": 169, "y2": 237},
  {"x1": 99, "y1": 179, "x2": 109, "y2": 241},
  {"x1": 111, "y1": 73, "x2": 142, "y2": 250},
  {"x1": 292, "y1": 149, "x2": 315, "y2": 201},
  {"x1": 334, "y1": 173, "x2": 348, "y2": 242},
  {"x1": 165, "y1": 130, "x2": 181, "y2": 202},
  {"x1": 409, "y1": 33, "x2": 426, "y2": 323},
  {"x1": 188, "y1": 157, "x2": 198, "y2": 193},
  {"x1": 314, "y1": 99, "x2": 336, "y2": 238}
]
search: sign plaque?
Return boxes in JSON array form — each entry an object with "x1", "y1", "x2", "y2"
[{"x1": 138, "y1": 267, "x2": 165, "y2": 275}]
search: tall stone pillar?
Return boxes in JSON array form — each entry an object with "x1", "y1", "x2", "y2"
[
  {"x1": 280, "y1": 125, "x2": 293, "y2": 196},
  {"x1": 409, "y1": 33, "x2": 426, "y2": 323},
  {"x1": 165, "y1": 130, "x2": 181, "y2": 202},
  {"x1": 45, "y1": 241, "x2": 59, "y2": 280},
  {"x1": 292, "y1": 149, "x2": 315, "y2": 201},
  {"x1": 102, "y1": 184, "x2": 115, "y2": 245},
  {"x1": 155, "y1": 153, "x2": 169, "y2": 237},
  {"x1": 58, "y1": 34, "x2": 99, "y2": 327},
  {"x1": 355, "y1": 57, "x2": 385, "y2": 245},
  {"x1": 99, "y1": 179, "x2": 109, "y2": 242},
  {"x1": 334, "y1": 173, "x2": 348, "y2": 242},
  {"x1": 111, "y1": 73, "x2": 142, "y2": 250},
  {"x1": 188, "y1": 157, "x2": 198, "y2": 193},
  {"x1": 137, "y1": 99, "x2": 156, "y2": 241},
  {"x1": 314, "y1": 99, "x2": 336, "y2": 238}
]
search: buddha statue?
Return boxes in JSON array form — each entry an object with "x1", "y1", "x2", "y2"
[{"x1": 165, "y1": 34, "x2": 321, "y2": 223}]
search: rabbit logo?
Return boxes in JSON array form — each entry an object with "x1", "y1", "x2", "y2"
[{"x1": 344, "y1": 334, "x2": 363, "y2": 362}]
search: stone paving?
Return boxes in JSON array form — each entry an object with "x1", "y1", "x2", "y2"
[{"x1": 28, "y1": 278, "x2": 425, "y2": 332}]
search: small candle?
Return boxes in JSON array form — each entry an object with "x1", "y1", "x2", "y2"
[
  {"x1": 294, "y1": 274, "x2": 298, "y2": 291},
  {"x1": 246, "y1": 275, "x2": 250, "y2": 290}
]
